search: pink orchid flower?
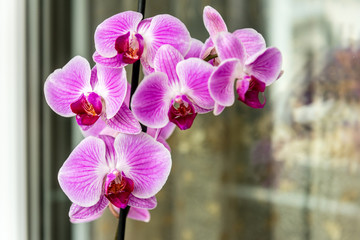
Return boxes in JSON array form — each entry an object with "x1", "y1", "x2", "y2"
[
  {"x1": 93, "y1": 11, "x2": 191, "y2": 74},
  {"x1": 44, "y1": 56, "x2": 141, "y2": 134},
  {"x1": 131, "y1": 45, "x2": 215, "y2": 130},
  {"x1": 209, "y1": 32, "x2": 282, "y2": 111},
  {"x1": 201, "y1": 6, "x2": 282, "y2": 113},
  {"x1": 59, "y1": 134, "x2": 171, "y2": 223}
]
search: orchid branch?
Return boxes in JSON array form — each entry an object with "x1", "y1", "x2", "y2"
[
  {"x1": 116, "y1": 1, "x2": 146, "y2": 240},
  {"x1": 130, "y1": 0, "x2": 147, "y2": 133}
]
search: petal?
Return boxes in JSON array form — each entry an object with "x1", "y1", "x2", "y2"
[
  {"x1": 141, "y1": 58, "x2": 155, "y2": 75},
  {"x1": 209, "y1": 59, "x2": 241, "y2": 106},
  {"x1": 141, "y1": 14, "x2": 190, "y2": 67},
  {"x1": 155, "y1": 136, "x2": 171, "y2": 152},
  {"x1": 128, "y1": 195, "x2": 157, "y2": 209},
  {"x1": 158, "y1": 122, "x2": 176, "y2": 139},
  {"x1": 95, "y1": 65, "x2": 127, "y2": 119},
  {"x1": 131, "y1": 72, "x2": 172, "y2": 129},
  {"x1": 81, "y1": 118, "x2": 107, "y2": 137},
  {"x1": 203, "y1": 6, "x2": 228, "y2": 38},
  {"x1": 246, "y1": 47, "x2": 283, "y2": 85},
  {"x1": 154, "y1": 45, "x2": 184, "y2": 85},
  {"x1": 114, "y1": 133, "x2": 172, "y2": 198},
  {"x1": 214, "y1": 32, "x2": 246, "y2": 64},
  {"x1": 93, "y1": 51, "x2": 127, "y2": 68},
  {"x1": 44, "y1": 56, "x2": 92, "y2": 117},
  {"x1": 94, "y1": 11, "x2": 143, "y2": 58},
  {"x1": 98, "y1": 135, "x2": 116, "y2": 166},
  {"x1": 90, "y1": 66, "x2": 98, "y2": 90},
  {"x1": 177, "y1": 58, "x2": 215, "y2": 109},
  {"x1": 233, "y1": 28, "x2": 266, "y2": 57},
  {"x1": 69, "y1": 196, "x2": 109, "y2": 223},
  {"x1": 58, "y1": 137, "x2": 109, "y2": 207},
  {"x1": 128, "y1": 207, "x2": 150, "y2": 222},
  {"x1": 200, "y1": 37, "x2": 214, "y2": 59},
  {"x1": 185, "y1": 38, "x2": 204, "y2": 59},
  {"x1": 213, "y1": 103, "x2": 225, "y2": 116},
  {"x1": 107, "y1": 103, "x2": 142, "y2": 134},
  {"x1": 137, "y1": 18, "x2": 152, "y2": 34}
]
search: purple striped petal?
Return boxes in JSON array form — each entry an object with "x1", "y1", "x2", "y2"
[
  {"x1": 128, "y1": 207, "x2": 150, "y2": 222},
  {"x1": 69, "y1": 196, "x2": 109, "y2": 223},
  {"x1": 94, "y1": 11, "x2": 143, "y2": 58},
  {"x1": 58, "y1": 137, "x2": 109, "y2": 207},
  {"x1": 142, "y1": 14, "x2": 190, "y2": 68},
  {"x1": 246, "y1": 47, "x2": 283, "y2": 85},
  {"x1": 209, "y1": 59, "x2": 241, "y2": 106},
  {"x1": 131, "y1": 72, "x2": 172, "y2": 129},
  {"x1": 141, "y1": 58, "x2": 155, "y2": 75},
  {"x1": 185, "y1": 38, "x2": 204, "y2": 59},
  {"x1": 233, "y1": 28, "x2": 266, "y2": 57},
  {"x1": 154, "y1": 45, "x2": 184, "y2": 85},
  {"x1": 98, "y1": 135, "x2": 116, "y2": 166},
  {"x1": 137, "y1": 18, "x2": 152, "y2": 34},
  {"x1": 177, "y1": 58, "x2": 215, "y2": 109},
  {"x1": 114, "y1": 133, "x2": 172, "y2": 199},
  {"x1": 90, "y1": 66, "x2": 98, "y2": 89},
  {"x1": 93, "y1": 51, "x2": 127, "y2": 68},
  {"x1": 44, "y1": 56, "x2": 92, "y2": 117},
  {"x1": 128, "y1": 195, "x2": 157, "y2": 209},
  {"x1": 203, "y1": 6, "x2": 228, "y2": 38},
  {"x1": 95, "y1": 65, "x2": 127, "y2": 119},
  {"x1": 107, "y1": 103, "x2": 142, "y2": 134},
  {"x1": 214, "y1": 32, "x2": 246, "y2": 64}
]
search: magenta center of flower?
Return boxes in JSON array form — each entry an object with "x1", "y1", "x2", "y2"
[
  {"x1": 115, "y1": 32, "x2": 144, "y2": 64},
  {"x1": 168, "y1": 95, "x2": 197, "y2": 130},
  {"x1": 104, "y1": 170, "x2": 134, "y2": 209},
  {"x1": 70, "y1": 92, "x2": 103, "y2": 127}
]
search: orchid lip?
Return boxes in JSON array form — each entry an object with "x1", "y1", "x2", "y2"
[
  {"x1": 236, "y1": 76, "x2": 266, "y2": 109},
  {"x1": 168, "y1": 95, "x2": 197, "y2": 130},
  {"x1": 115, "y1": 32, "x2": 144, "y2": 64},
  {"x1": 70, "y1": 93, "x2": 103, "y2": 127},
  {"x1": 104, "y1": 170, "x2": 134, "y2": 209}
]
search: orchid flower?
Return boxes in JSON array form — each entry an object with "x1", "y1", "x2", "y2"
[
  {"x1": 93, "y1": 11, "x2": 191, "y2": 74},
  {"x1": 81, "y1": 82, "x2": 141, "y2": 137},
  {"x1": 201, "y1": 6, "x2": 266, "y2": 65},
  {"x1": 131, "y1": 45, "x2": 215, "y2": 130},
  {"x1": 200, "y1": 6, "x2": 282, "y2": 113},
  {"x1": 44, "y1": 56, "x2": 141, "y2": 134},
  {"x1": 58, "y1": 133, "x2": 171, "y2": 223},
  {"x1": 208, "y1": 32, "x2": 282, "y2": 111}
]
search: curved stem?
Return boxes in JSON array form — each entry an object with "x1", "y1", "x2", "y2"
[{"x1": 116, "y1": 206, "x2": 130, "y2": 240}]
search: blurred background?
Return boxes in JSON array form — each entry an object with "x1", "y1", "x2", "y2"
[{"x1": 1, "y1": 0, "x2": 360, "y2": 239}]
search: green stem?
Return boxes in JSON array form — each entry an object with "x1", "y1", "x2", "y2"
[{"x1": 204, "y1": 54, "x2": 218, "y2": 62}]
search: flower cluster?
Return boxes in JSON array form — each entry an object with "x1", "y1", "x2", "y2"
[{"x1": 44, "y1": 6, "x2": 282, "y2": 223}]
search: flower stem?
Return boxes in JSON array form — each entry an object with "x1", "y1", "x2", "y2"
[
  {"x1": 204, "y1": 54, "x2": 218, "y2": 62},
  {"x1": 130, "y1": 0, "x2": 147, "y2": 132},
  {"x1": 115, "y1": 1, "x2": 147, "y2": 240},
  {"x1": 115, "y1": 206, "x2": 130, "y2": 240}
]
